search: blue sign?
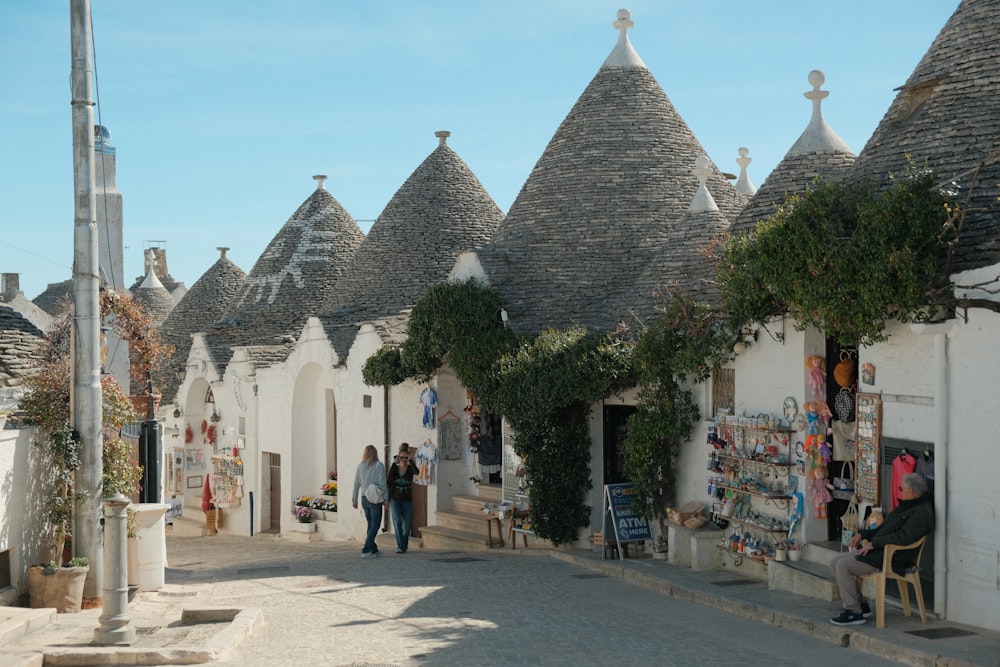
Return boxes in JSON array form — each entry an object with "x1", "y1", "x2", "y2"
[{"x1": 605, "y1": 483, "x2": 652, "y2": 543}]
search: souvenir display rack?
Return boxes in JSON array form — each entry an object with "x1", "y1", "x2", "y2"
[
  {"x1": 708, "y1": 420, "x2": 795, "y2": 564},
  {"x1": 854, "y1": 393, "x2": 882, "y2": 504},
  {"x1": 211, "y1": 454, "x2": 245, "y2": 506}
]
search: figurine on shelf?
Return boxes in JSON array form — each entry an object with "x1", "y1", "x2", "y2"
[{"x1": 809, "y1": 464, "x2": 834, "y2": 518}]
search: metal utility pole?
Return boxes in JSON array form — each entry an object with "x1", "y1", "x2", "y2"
[{"x1": 71, "y1": 0, "x2": 104, "y2": 600}]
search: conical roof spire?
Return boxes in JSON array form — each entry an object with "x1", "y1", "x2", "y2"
[
  {"x1": 731, "y1": 70, "x2": 855, "y2": 234},
  {"x1": 688, "y1": 156, "x2": 720, "y2": 213},
  {"x1": 734, "y1": 147, "x2": 757, "y2": 196},
  {"x1": 787, "y1": 70, "x2": 852, "y2": 156},
  {"x1": 602, "y1": 9, "x2": 646, "y2": 69}
]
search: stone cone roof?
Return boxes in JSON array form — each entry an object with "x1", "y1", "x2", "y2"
[
  {"x1": 0, "y1": 304, "x2": 46, "y2": 389},
  {"x1": 128, "y1": 247, "x2": 184, "y2": 300},
  {"x1": 851, "y1": 0, "x2": 1000, "y2": 273},
  {"x1": 320, "y1": 132, "x2": 504, "y2": 356},
  {"x1": 132, "y1": 271, "x2": 176, "y2": 328},
  {"x1": 732, "y1": 71, "x2": 856, "y2": 235},
  {"x1": 630, "y1": 161, "x2": 733, "y2": 320},
  {"x1": 206, "y1": 180, "x2": 364, "y2": 368},
  {"x1": 157, "y1": 249, "x2": 247, "y2": 403},
  {"x1": 477, "y1": 11, "x2": 745, "y2": 336},
  {"x1": 33, "y1": 279, "x2": 73, "y2": 317}
]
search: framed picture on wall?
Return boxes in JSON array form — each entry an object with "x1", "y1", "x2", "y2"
[{"x1": 186, "y1": 475, "x2": 203, "y2": 489}]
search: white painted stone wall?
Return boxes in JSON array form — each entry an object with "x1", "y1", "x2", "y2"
[
  {"x1": 862, "y1": 308, "x2": 1000, "y2": 631},
  {"x1": 0, "y1": 427, "x2": 47, "y2": 603}
]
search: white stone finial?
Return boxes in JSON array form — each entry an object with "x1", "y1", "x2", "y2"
[
  {"x1": 688, "y1": 155, "x2": 719, "y2": 213},
  {"x1": 603, "y1": 8, "x2": 645, "y2": 69},
  {"x1": 786, "y1": 69, "x2": 853, "y2": 157},
  {"x1": 313, "y1": 175, "x2": 327, "y2": 190},
  {"x1": 804, "y1": 69, "x2": 830, "y2": 120},
  {"x1": 734, "y1": 147, "x2": 757, "y2": 196},
  {"x1": 217, "y1": 246, "x2": 229, "y2": 259},
  {"x1": 614, "y1": 8, "x2": 634, "y2": 34},
  {"x1": 435, "y1": 130, "x2": 451, "y2": 146}
]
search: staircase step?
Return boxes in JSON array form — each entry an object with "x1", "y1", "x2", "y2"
[
  {"x1": 0, "y1": 607, "x2": 55, "y2": 647},
  {"x1": 768, "y1": 558, "x2": 839, "y2": 601},
  {"x1": 451, "y1": 494, "x2": 496, "y2": 514},
  {"x1": 420, "y1": 525, "x2": 502, "y2": 552},
  {"x1": 804, "y1": 540, "x2": 844, "y2": 568},
  {"x1": 476, "y1": 484, "x2": 503, "y2": 503},
  {"x1": 435, "y1": 509, "x2": 499, "y2": 534}
]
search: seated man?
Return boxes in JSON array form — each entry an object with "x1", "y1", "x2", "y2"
[{"x1": 829, "y1": 473, "x2": 933, "y2": 626}]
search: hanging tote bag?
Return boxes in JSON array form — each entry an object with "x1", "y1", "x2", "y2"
[
  {"x1": 833, "y1": 460, "x2": 854, "y2": 499},
  {"x1": 840, "y1": 495, "x2": 859, "y2": 550},
  {"x1": 832, "y1": 419, "x2": 857, "y2": 461}
]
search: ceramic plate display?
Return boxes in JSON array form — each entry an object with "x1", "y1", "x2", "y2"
[{"x1": 783, "y1": 396, "x2": 799, "y2": 422}]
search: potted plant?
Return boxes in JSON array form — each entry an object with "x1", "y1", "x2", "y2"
[{"x1": 291, "y1": 505, "x2": 316, "y2": 533}]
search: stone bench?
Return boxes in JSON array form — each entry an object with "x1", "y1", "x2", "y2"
[{"x1": 668, "y1": 522, "x2": 724, "y2": 570}]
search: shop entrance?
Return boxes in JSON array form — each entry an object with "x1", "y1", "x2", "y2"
[{"x1": 603, "y1": 405, "x2": 636, "y2": 486}]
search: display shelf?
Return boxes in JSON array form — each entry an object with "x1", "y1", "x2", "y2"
[
  {"x1": 718, "y1": 544, "x2": 770, "y2": 565},
  {"x1": 711, "y1": 512, "x2": 788, "y2": 534},
  {"x1": 716, "y1": 453, "x2": 794, "y2": 467}
]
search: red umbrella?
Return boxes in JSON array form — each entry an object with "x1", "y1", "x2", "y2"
[{"x1": 202, "y1": 473, "x2": 213, "y2": 512}]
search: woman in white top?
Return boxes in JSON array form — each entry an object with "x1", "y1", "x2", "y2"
[{"x1": 352, "y1": 444, "x2": 388, "y2": 558}]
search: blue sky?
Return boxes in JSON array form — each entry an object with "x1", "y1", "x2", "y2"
[{"x1": 1, "y1": 1, "x2": 957, "y2": 300}]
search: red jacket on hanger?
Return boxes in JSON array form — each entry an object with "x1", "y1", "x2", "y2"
[{"x1": 890, "y1": 452, "x2": 917, "y2": 510}]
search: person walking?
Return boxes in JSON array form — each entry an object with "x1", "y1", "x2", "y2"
[
  {"x1": 388, "y1": 443, "x2": 420, "y2": 553},
  {"x1": 352, "y1": 445, "x2": 388, "y2": 559},
  {"x1": 829, "y1": 472, "x2": 933, "y2": 625}
]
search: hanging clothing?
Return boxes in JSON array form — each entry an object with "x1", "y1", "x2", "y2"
[
  {"x1": 414, "y1": 439, "x2": 438, "y2": 486},
  {"x1": 890, "y1": 451, "x2": 917, "y2": 510},
  {"x1": 914, "y1": 451, "x2": 935, "y2": 495},
  {"x1": 419, "y1": 387, "x2": 438, "y2": 429}
]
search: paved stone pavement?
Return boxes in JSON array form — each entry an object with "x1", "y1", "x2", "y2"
[
  {"x1": 163, "y1": 535, "x2": 903, "y2": 667},
  {"x1": 6, "y1": 532, "x2": 999, "y2": 666}
]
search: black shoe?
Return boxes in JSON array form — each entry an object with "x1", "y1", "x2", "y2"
[
  {"x1": 860, "y1": 602, "x2": 873, "y2": 618},
  {"x1": 831, "y1": 610, "x2": 866, "y2": 626}
]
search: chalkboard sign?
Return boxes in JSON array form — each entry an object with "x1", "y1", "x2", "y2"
[
  {"x1": 603, "y1": 483, "x2": 652, "y2": 560},
  {"x1": 854, "y1": 393, "x2": 882, "y2": 504}
]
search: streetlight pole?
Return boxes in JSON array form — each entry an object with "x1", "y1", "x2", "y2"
[{"x1": 70, "y1": 0, "x2": 104, "y2": 601}]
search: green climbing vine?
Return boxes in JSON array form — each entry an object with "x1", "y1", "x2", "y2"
[
  {"x1": 717, "y1": 167, "x2": 953, "y2": 345},
  {"x1": 363, "y1": 279, "x2": 636, "y2": 545},
  {"x1": 623, "y1": 291, "x2": 734, "y2": 535}
]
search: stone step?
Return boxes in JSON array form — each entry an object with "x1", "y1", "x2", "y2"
[
  {"x1": 451, "y1": 494, "x2": 496, "y2": 515},
  {"x1": 476, "y1": 484, "x2": 503, "y2": 503},
  {"x1": 0, "y1": 607, "x2": 55, "y2": 647},
  {"x1": 420, "y1": 525, "x2": 502, "y2": 552},
  {"x1": 768, "y1": 558, "x2": 839, "y2": 601},
  {"x1": 804, "y1": 540, "x2": 845, "y2": 568},
  {"x1": 435, "y1": 509, "x2": 497, "y2": 534}
]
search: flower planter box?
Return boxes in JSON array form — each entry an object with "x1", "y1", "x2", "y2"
[{"x1": 291, "y1": 521, "x2": 317, "y2": 533}]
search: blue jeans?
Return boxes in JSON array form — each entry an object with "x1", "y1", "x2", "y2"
[
  {"x1": 361, "y1": 498, "x2": 381, "y2": 554},
  {"x1": 391, "y1": 499, "x2": 413, "y2": 551}
]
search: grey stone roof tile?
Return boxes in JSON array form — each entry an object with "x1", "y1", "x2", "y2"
[
  {"x1": 320, "y1": 133, "x2": 503, "y2": 350},
  {"x1": 851, "y1": 0, "x2": 1000, "y2": 273},
  {"x1": 477, "y1": 24, "x2": 745, "y2": 337},
  {"x1": 0, "y1": 304, "x2": 46, "y2": 387},
  {"x1": 211, "y1": 182, "x2": 364, "y2": 367},
  {"x1": 157, "y1": 249, "x2": 247, "y2": 402}
]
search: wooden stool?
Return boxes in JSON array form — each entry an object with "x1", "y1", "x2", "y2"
[{"x1": 484, "y1": 515, "x2": 504, "y2": 548}]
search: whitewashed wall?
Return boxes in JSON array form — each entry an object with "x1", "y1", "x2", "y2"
[
  {"x1": 864, "y1": 305, "x2": 1000, "y2": 631},
  {"x1": 0, "y1": 427, "x2": 45, "y2": 603}
]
